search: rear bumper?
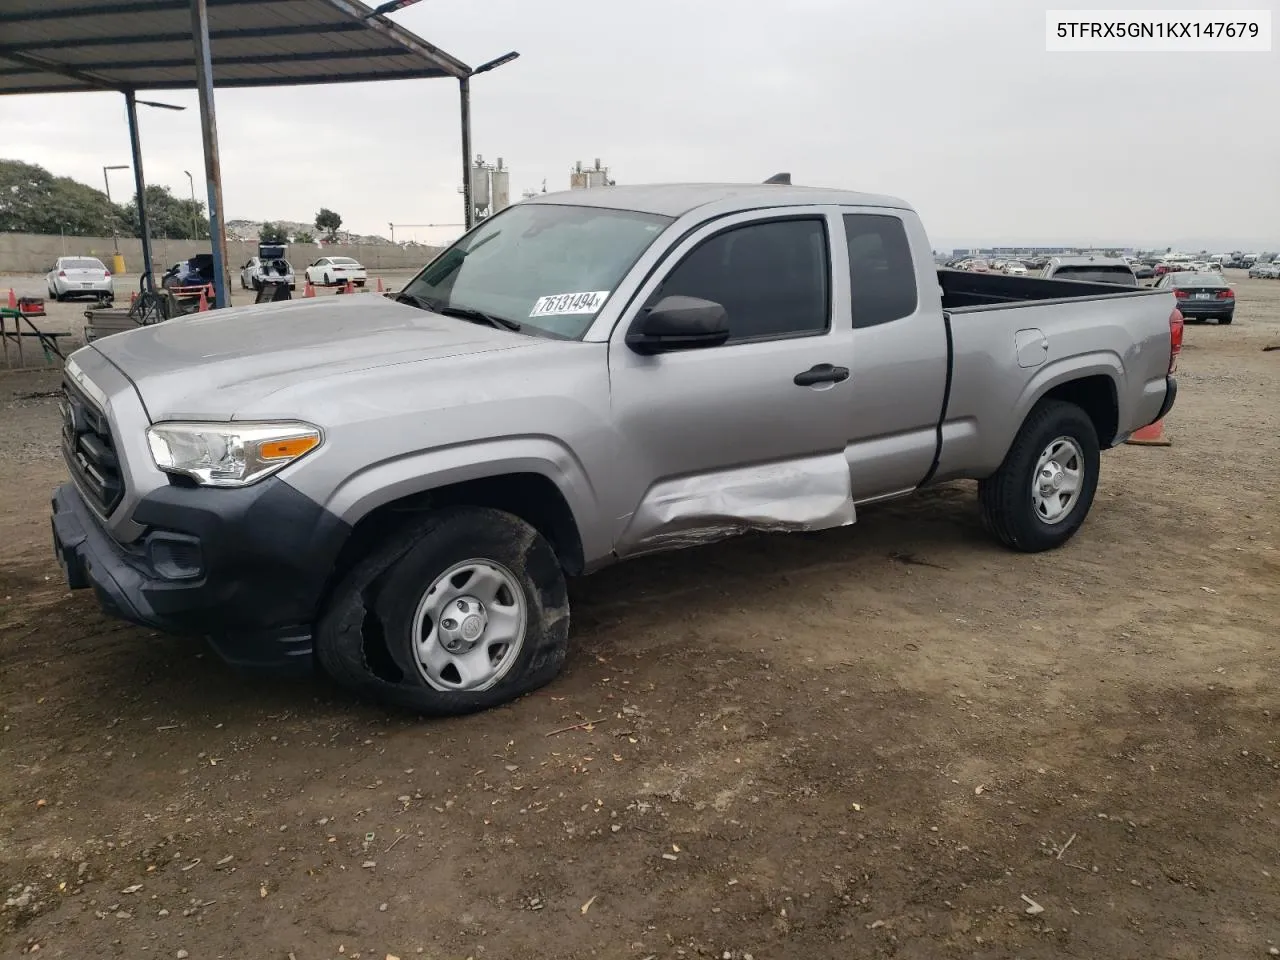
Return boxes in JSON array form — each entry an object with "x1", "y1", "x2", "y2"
[
  {"x1": 1153, "y1": 375, "x2": 1177, "y2": 423},
  {"x1": 56, "y1": 282, "x2": 112, "y2": 297},
  {"x1": 1176, "y1": 300, "x2": 1233, "y2": 317},
  {"x1": 51, "y1": 478, "x2": 350, "y2": 674}
]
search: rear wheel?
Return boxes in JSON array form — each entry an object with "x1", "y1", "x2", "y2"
[
  {"x1": 979, "y1": 399, "x2": 1100, "y2": 553},
  {"x1": 315, "y1": 506, "x2": 570, "y2": 715},
  {"x1": 1219, "y1": 313, "x2": 1234, "y2": 325}
]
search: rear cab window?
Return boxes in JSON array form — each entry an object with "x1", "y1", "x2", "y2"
[
  {"x1": 842, "y1": 214, "x2": 918, "y2": 327},
  {"x1": 1053, "y1": 265, "x2": 1137, "y2": 286}
]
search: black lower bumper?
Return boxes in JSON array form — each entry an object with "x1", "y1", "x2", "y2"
[
  {"x1": 51, "y1": 478, "x2": 350, "y2": 673},
  {"x1": 1177, "y1": 303, "x2": 1233, "y2": 319}
]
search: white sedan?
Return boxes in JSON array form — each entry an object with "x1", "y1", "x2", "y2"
[
  {"x1": 304, "y1": 256, "x2": 367, "y2": 287},
  {"x1": 1002, "y1": 262, "x2": 1028, "y2": 275},
  {"x1": 47, "y1": 256, "x2": 114, "y2": 302}
]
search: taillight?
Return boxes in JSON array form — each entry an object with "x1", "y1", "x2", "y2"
[
  {"x1": 57, "y1": 270, "x2": 66, "y2": 277},
  {"x1": 1168, "y1": 309, "x2": 1184, "y2": 374},
  {"x1": 1173, "y1": 288, "x2": 1188, "y2": 298},
  {"x1": 1216, "y1": 289, "x2": 1233, "y2": 299}
]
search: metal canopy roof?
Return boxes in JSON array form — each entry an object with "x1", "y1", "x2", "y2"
[{"x1": 0, "y1": 0, "x2": 472, "y2": 95}]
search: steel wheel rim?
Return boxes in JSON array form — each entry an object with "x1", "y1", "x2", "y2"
[
  {"x1": 412, "y1": 558, "x2": 527, "y2": 693},
  {"x1": 1032, "y1": 435, "x2": 1084, "y2": 525}
]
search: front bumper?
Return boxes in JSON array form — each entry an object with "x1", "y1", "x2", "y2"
[{"x1": 51, "y1": 477, "x2": 350, "y2": 673}]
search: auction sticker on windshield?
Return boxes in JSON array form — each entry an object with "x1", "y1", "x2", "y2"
[{"x1": 529, "y1": 291, "x2": 611, "y2": 317}]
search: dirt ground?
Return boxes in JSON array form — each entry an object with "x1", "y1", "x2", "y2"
[{"x1": 2, "y1": 273, "x2": 1277, "y2": 960}]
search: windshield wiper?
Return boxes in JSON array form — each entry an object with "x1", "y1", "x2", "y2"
[
  {"x1": 435, "y1": 304, "x2": 522, "y2": 332},
  {"x1": 392, "y1": 291, "x2": 442, "y2": 312},
  {"x1": 391, "y1": 292, "x2": 522, "y2": 332}
]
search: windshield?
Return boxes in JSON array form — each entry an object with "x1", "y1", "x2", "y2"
[
  {"x1": 1052, "y1": 265, "x2": 1137, "y2": 286},
  {"x1": 331, "y1": 258, "x2": 359, "y2": 265},
  {"x1": 1171, "y1": 272, "x2": 1226, "y2": 287},
  {"x1": 400, "y1": 202, "x2": 674, "y2": 339},
  {"x1": 63, "y1": 258, "x2": 104, "y2": 270}
]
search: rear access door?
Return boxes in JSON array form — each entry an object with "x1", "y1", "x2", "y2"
[{"x1": 837, "y1": 208, "x2": 950, "y2": 502}]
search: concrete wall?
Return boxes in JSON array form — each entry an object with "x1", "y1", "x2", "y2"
[{"x1": 0, "y1": 233, "x2": 441, "y2": 275}]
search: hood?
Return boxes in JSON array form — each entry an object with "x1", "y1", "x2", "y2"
[{"x1": 92, "y1": 295, "x2": 538, "y2": 420}]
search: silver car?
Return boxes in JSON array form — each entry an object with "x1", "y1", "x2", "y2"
[{"x1": 47, "y1": 256, "x2": 114, "y2": 303}]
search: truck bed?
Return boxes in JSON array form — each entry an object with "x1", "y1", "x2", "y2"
[{"x1": 938, "y1": 268, "x2": 1159, "y2": 311}]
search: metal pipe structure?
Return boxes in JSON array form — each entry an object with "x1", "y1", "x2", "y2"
[
  {"x1": 459, "y1": 76, "x2": 472, "y2": 231},
  {"x1": 123, "y1": 91, "x2": 155, "y2": 292},
  {"x1": 102, "y1": 164, "x2": 128, "y2": 254},
  {"x1": 190, "y1": 0, "x2": 230, "y2": 308}
]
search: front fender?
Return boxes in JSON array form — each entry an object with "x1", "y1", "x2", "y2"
[{"x1": 319, "y1": 435, "x2": 608, "y2": 566}]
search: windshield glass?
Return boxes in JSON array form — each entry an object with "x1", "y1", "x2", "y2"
[
  {"x1": 63, "y1": 258, "x2": 104, "y2": 270},
  {"x1": 1053, "y1": 265, "x2": 1137, "y2": 286},
  {"x1": 400, "y1": 202, "x2": 674, "y2": 339},
  {"x1": 1173, "y1": 272, "x2": 1226, "y2": 287},
  {"x1": 331, "y1": 258, "x2": 359, "y2": 265}
]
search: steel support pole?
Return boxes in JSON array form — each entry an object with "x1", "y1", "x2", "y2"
[
  {"x1": 123, "y1": 91, "x2": 155, "y2": 292},
  {"x1": 460, "y1": 76, "x2": 473, "y2": 230},
  {"x1": 191, "y1": 0, "x2": 229, "y2": 308}
]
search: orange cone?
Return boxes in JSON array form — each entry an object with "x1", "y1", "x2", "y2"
[
  {"x1": 304, "y1": 281, "x2": 315, "y2": 298},
  {"x1": 6, "y1": 288, "x2": 15, "y2": 309},
  {"x1": 343, "y1": 279, "x2": 354, "y2": 295},
  {"x1": 130, "y1": 291, "x2": 138, "y2": 307},
  {"x1": 375, "y1": 277, "x2": 385, "y2": 293},
  {"x1": 197, "y1": 288, "x2": 209, "y2": 312},
  {"x1": 1126, "y1": 420, "x2": 1170, "y2": 446}
]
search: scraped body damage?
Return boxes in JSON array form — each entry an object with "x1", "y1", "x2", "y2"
[{"x1": 614, "y1": 452, "x2": 856, "y2": 558}]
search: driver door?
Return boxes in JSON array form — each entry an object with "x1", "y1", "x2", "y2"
[{"x1": 606, "y1": 210, "x2": 856, "y2": 557}]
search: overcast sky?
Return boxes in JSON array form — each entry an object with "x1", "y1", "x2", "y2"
[{"x1": 4, "y1": 0, "x2": 1278, "y2": 249}]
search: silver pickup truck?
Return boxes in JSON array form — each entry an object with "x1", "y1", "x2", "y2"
[{"x1": 52, "y1": 182, "x2": 1182, "y2": 714}]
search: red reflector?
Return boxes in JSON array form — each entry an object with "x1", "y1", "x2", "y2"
[
  {"x1": 58, "y1": 270, "x2": 66, "y2": 277},
  {"x1": 1169, "y1": 309, "x2": 1184, "y2": 374},
  {"x1": 1173, "y1": 288, "x2": 1188, "y2": 298},
  {"x1": 1217, "y1": 289, "x2": 1233, "y2": 299}
]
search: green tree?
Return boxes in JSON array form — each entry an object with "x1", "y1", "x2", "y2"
[
  {"x1": 314, "y1": 208, "x2": 342, "y2": 242},
  {"x1": 292, "y1": 229, "x2": 316, "y2": 244},
  {"x1": 123, "y1": 184, "x2": 209, "y2": 240},
  {"x1": 0, "y1": 158, "x2": 128, "y2": 236},
  {"x1": 259, "y1": 221, "x2": 288, "y2": 243}
]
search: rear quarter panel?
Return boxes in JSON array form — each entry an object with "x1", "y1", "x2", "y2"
[{"x1": 934, "y1": 289, "x2": 1175, "y2": 480}]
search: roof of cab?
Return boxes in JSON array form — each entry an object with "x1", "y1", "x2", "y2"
[{"x1": 524, "y1": 182, "x2": 913, "y2": 218}]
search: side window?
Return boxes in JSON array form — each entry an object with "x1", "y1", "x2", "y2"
[
  {"x1": 842, "y1": 214, "x2": 918, "y2": 328},
  {"x1": 652, "y1": 218, "x2": 829, "y2": 342}
]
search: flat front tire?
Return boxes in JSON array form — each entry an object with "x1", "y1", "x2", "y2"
[
  {"x1": 315, "y1": 506, "x2": 570, "y2": 715},
  {"x1": 979, "y1": 399, "x2": 1101, "y2": 552}
]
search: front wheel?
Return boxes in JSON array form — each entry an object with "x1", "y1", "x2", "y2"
[
  {"x1": 315, "y1": 506, "x2": 570, "y2": 715},
  {"x1": 978, "y1": 399, "x2": 1101, "y2": 552},
  {"x1": 323, "y1": 273, "x2": 331, "y2": 286}
]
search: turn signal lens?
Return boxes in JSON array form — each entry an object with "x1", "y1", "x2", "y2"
[{"x1": 258, "y1": 435, "x2": 320, "y2": 461}]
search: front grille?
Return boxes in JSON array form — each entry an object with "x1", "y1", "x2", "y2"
[{"x1": 61, "y1": 378, "x2": 124, "y2": 515}]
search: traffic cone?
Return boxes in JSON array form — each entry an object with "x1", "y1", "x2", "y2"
[
  {"x1": 1126, "y1": 420, "x2": 1170, "y2": 446},
  {"x1": 6, "y1": 288, "x2": 15, "y2": 309},
  {"x1": 198, "y1": 288, "x2": 209, "y2": 312},
  {"x1": 304, "y1": 281, "x2": 315, "y2": 298},
  {"x1": 375, "y1": 277, "x2": 385, "y2": 293},
  {"x1": 344, "y1": 279, "x2": 354, "y2": 295},
  {"x1": 130, "y1": 291, "x2": 138, "y2": 307}
]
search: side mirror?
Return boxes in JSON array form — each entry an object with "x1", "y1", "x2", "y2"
[{"x1": 625, "y1": 295, "x2": 730, "y2": 355}]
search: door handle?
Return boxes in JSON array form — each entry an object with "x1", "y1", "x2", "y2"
[{"x1": 793, "y1": 363, "x2": 850, "y2": 387}]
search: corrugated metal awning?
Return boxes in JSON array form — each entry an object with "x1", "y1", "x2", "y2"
[{"x1": 0, "y1": 0, "x2": 471, "y2": 95}]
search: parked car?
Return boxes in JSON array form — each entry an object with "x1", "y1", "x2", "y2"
[
  {"x1": 240, "y1": 257, "x2": 296, "y2": 291},
  {"x1": 1257, "y1": 261, "x2": 1280, "y2": 279},
  {"x1": 1002, "y1": 261, "x2": 1028, "y2": 276},
  {"x1": 1042, "y1": 256, "x2": 1138, "y2": 286},
  {"x1": 1154, "y1": 270, "x2": 1235, "y2": 323},
  {"x1": 305, "y1": 256, "x2": 367, "y2": 287},
  {"x1": 161, "y1": 254, "x2": 216, "y2": 290},
  {"x1": 46, "y1": 256, "x2": 113, "y2": 303},
  {"x1": 1247, "y1": 260, "x2": 1278, "y2": 279},
  {"x1": 51, "y1": 182, "x2": 1181, "y2": 715},
  {"x1": 1132, "y1": 263, "x2": 1156, "y2": 279}
]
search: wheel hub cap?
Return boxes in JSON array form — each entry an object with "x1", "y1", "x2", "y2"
[{"x1": 438, "y1": 597, "x2": 488, "y2": 653}]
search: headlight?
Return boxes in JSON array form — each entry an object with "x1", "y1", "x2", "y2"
[{"x1": 146, "y1": 421, "x2": 322, "y2": 487}]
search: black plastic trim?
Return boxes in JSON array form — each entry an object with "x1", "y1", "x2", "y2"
[{"x1": 51, "y1": 477, "x2": 351, "y2": 673}]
